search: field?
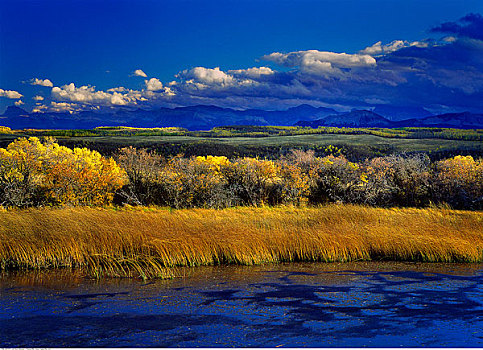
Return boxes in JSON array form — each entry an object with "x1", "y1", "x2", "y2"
[
  {"x1": 1, "y1": 126, "x2": 483, "y2": 160},
  {"x1": 1, "y1": 205, "x2": 482, "y2": 279}
]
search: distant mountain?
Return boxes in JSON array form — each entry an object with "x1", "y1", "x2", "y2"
[
  {"x1": 2, "y1": 105, "x2": 29, "y2": 117},
  {"x1": 296, "y1": 110, "x2": 394, "y2": 128},
  {"x1": 372, "y1": 105, "x2": 433, "y2": 121},
  {"x1": 0, "y1": 104, "x2": 340, "y2": 130},
  {"x1": 1, "y1": 104, "x2": 482, "y2": 130},
  {"x1": 397, "y1": 112, "x2": 483, "y2": 129}
]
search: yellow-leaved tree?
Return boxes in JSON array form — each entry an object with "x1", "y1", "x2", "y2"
[
  {"x1": 0, "y1": 137, "x2": 126, "y2": 207},
  {"x1": 434, "y1": 155, "x2": 483, "y2": 208}
]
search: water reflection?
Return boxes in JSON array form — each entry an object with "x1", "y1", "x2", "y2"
[{"x1": 1, "y1": 262, "x2": 482, "y2": 347}]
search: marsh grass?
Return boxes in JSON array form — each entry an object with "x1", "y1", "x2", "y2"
[{"x1": 0, "y1": 205, "x2": 482, "y2": 279}]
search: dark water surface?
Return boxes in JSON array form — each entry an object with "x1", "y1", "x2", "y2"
[{"x1": 1, "y1": 262, "x2": 482, "y2": 347}]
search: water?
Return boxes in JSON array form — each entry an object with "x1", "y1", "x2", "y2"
[{"x1": 1, "y1": 262, "x2": 482, "y2": 347}]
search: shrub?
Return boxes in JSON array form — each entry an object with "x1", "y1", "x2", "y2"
[
  {"x1": 115, "y1": 146, "x2": 165, "y2": 205},
  {"x1": 159, "y1": 156, "x2": 230, "y2": 208},
  {"x1": 221, "y1": 158, "x2": 282, "y2": 206},
  {"x1": 362, "y1": 154, "x2": 431, "y2": 207},
  {"x1": 0, "y1": 137, "x2": 126, "y2": 207},
  {"x1": 307, "y1": 155, "x2": 365, "y2": 204},
  {"x1": 433, "y1": 155, "x2": 483, "y2": 209},
  {"x1": 3, "y1": 139, "x2": 481, "y2": 210}
]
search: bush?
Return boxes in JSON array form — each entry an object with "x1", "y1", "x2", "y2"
[
  {"x1": 362, "y1": 154, "x2": 431, "y2": 207},
  {"x1": 2, "y1": 140, "x2": 481, "y2": 210},
  {"x1": 433, "y1": 155, "x2": 483, "y2": 209},
  {"x1": 115, "y1": 146, "x2": 165, "y2": 205},
  {"x1": 307, "y1": 155, "x2": 365, "y2": 204},
  {"x1": 159, "y1": 156, "x2": 230, "y2": 208},
  {"x1": 0, "y1": 137, "x2": 126, "y2": 207}
]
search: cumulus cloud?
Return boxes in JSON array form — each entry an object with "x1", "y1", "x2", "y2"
[
  {"x1": 262, "y1": 50, "x2": 376, "y2": 77},
  {"x1": 14, "y1": 100, "x2": 24, "y2": 106},
  {"x1": 49, "y1": 80, "x2": 175, "y2": 110},
  {"x1": 32, "y1": 95, "x2": 44, "y2": 101},
  {"x1": 431, "y1": 13, "x2": 483, "y2": 40},
  {"x1": 33, "y1": 101, "x2": 103, "y2": 114},
  {"x1": 49, "y1": 101, "x2": 88, "y2": 113},
  {"x1": 179, "y1": 67, "x2": 235, "y2": 87},
  {"x1": 33, "y1": 13, "x2": 483, "y2": 114},
  {"x1": 0, "y1": 89, "x2": 23, "y2": 99},
  {"x1": 51, "y1": 83, "x2": 143, "y2": 106},
  {"x1": 32, "y1": 104, "x2": 48, "y2": 113},
  {"x1": 171, "y1": 30, "x2": 482, "y2": 111},
  {"x1": 228, "y1": 67, "x2": 274, "y2": 79},
  {"x1": 30, "y1": 78, "x2": 54, "y2": 87},
  {"x1": 133, "y1": 69, "x2": 148, "y2": 78},
  {"x1": 145, "y1": 78, "x2": 164, "y2": 91},
  {"x1": 360, "y1": 40, "x2": 430, "y2": 56}
]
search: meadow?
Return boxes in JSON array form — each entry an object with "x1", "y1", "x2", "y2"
[
  {"x1": 1, "y1": 205, "x2": 482, "y2": 279},
  {"x1": 1, "y1": 126, "x2": 482, "y2": 160}
]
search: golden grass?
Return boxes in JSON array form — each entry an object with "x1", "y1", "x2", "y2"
[{"x1": 0, "y1": 205, "x2": 482, "y2": 279}]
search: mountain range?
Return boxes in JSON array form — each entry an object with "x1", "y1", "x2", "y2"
[
  {"x1": 1, "y1": 104, "x2": 482, "y2": 130},
  {"x1": 295, "y1": 110, "x2": 483, "y2": 129}
]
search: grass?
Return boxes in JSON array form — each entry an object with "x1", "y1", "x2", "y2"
[
  {"x1": 0, "y1": 205, "x2": 482, "y2": 279},
  {"x1": 1, "y1": 131, "x2": 482, "y2": 160},
  {"x1": 46, "y1": 133, "x2": 483, "y2": 151}
]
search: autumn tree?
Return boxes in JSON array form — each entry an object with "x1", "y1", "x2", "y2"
[
  {"x1": 0, "y1": 137, "x2": 126, "y2": 207},
  {"x1": 433, "y1": 155, "x2": 483, "y2": 209}
]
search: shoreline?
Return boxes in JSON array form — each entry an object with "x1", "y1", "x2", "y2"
[{"x1": 1, "y1": 205, "x2": 482, "y2": 279}]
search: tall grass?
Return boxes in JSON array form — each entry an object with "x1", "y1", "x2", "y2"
[{"x1": 0, "y1": 205, "x2": 482, "y2": 279}]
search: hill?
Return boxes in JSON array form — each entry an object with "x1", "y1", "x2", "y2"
[
  {"x1": 1, "y1": 104, "x2": 483, "y2": 130},
  {"x1": 296, "y1": 110, "x2": 394, "y2": 128}
]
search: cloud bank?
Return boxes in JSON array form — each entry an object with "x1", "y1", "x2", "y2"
[
  {"x1": 431, "y1": 13, "x2": 483, "y2": 40},
  {"x1": 23, "y1": 13, "x2": 483, "y2": 114}
]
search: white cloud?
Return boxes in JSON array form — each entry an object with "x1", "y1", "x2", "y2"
[
  {"x1": 180, "y1": 67, "x2": 234, "y2": 86},
  {"x1": 228, "y1": 66, "x2": 274, "y2": 79},
  {"x1": 176, "y1": 66, "x2": 268, "y2": 92},
  {"x1": 32, "y1": 95, "x2": 44, "y2": 101},
  {"x1": 33, "y1": 101, "x2": 101, "y2": 114},
  {"x1": 134, "y1": 69, "x2": 148, "y2": 78},
  {"x1": 262, "y1": 50, "x2": 376, "y2": 77},
  {"x1": 145, "y1": 78, "x2": 164, "y2": 91},
  {"x1": 161, "y1": 86, "x2": 176, "y2": 97},
  {"x1": 360, "y1": 40, "x2": 432, "y2": 56},
  {"x1": 30, "y1": 78, "x2": 54, "y2": 87},
  {"x1": 360, "y1": 41, "x2": 384, "y2": 55},
  {"x1": 49, "y1": 81, "x2": 175, "y2": 109},
  {"x1": 49, "y1": 101, "x2": 85, "y2": 113},
  {"x1": 0, "y1": 89, "x2": 23, "y2": 99},
  {"x1": 32, "y1": 104, "x2": 48, "y2": 113},
  {"x1": 14, "y1": 100, "x2": 24, "y2": 106},
  {"x1": 51, "y1": 83, "x2": 142, "y2": 106},
  {"x1": 107, "y1": 87, "x2": 128, "y2": 92}
]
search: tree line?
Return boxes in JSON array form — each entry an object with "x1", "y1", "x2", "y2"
[{"x1": 0, "y1": 137, "x2": 481, "y2": 209}]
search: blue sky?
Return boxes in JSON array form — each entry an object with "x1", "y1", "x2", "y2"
[{"x1": 1, "y1": 0, "x2": 483, "y2": 114}]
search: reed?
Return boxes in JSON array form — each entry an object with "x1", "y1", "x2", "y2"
[{"x1": 0, "y1": 205, "x2": 481, "y2": 279}]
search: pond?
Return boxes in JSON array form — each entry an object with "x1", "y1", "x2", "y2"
[{"x1": 1, "y1": 262, "x2": 482, "y2": 347}]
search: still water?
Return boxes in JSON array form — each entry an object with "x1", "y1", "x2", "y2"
[{"x1": 1, "y1": 262, "x2": 482, "y2": 347}]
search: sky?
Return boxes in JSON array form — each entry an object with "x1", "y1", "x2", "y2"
[{"x1": 1, "y1": 0, "x2": 483, "y2": 114}]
